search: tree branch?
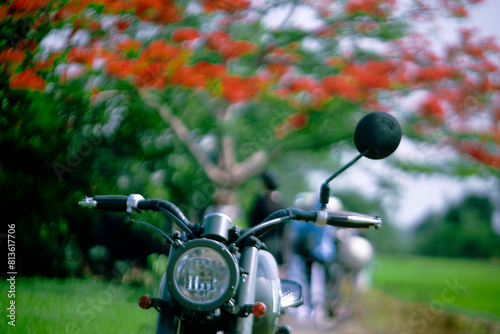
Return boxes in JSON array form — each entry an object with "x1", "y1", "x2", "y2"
[
  {"x1": 139, "y1": 89, "x2": 283, "y2": 191},
  {"x1": 221, "y1": 135, "x2": 236, "y2": 171},
  {"x1": 139, "y1": 89, "x2": 231, "y2": 187},
  {"x1": 231, "y1": 150, "x2": 271, "y2": 187}
]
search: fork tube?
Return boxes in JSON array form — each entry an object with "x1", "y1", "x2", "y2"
[{"x1": 235, "y1": 246, "x2": 259, "y2": 334}]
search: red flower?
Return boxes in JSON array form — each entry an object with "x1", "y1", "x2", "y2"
[
  {"x1": 221, "y1": 75, "x2": 259, "y2": 103},
  {"x1": 115, "y1": 18, "x2": 132, "y2": 31},
  {"x1": 287, "y1": 112, "x2": 309, "y2": 129},
  {"x1": 171, "y1": 61, "x2": 227, "y2": 89},
  {"x1": 322, "y1": 75, "x2": 360, "y2": 101},
  {"x1": 414, "y1": 64, "x2": 455, "y2": 82},
  {"x1": 51, "y1": 2, "x2": 89, "y2": 22},
  {"x1": 172, "y1": 27, "x2": 201, "y2": 43},
  {"x1": 345, "y1": 0, "x2": 395, "y2": 18},
  {"x1": 9, "y1": 69, "x2": 46, "y2": 92},
  {"x1": 67, "y1": 47, "x2": 94, "y2": 65},
  {"x1": 105, "y1": 59, "x2": 137, "y2": 79},
  {"x1": 288, "y1": 76, "x2": 328, "y2": 104},
  {"x1": 459, "y1": 141, "x2": 500, "y2": 169},
  {"x1": 135, "y1": 62, "x2": 168, "y2": 89},
  {"x1": 171, "y1": 66, "x2": 208, "y2": 88},
  {"x1": 290, "y1": 76, "x2": 321, "y2": 93},
  {"x1": 206, "y1": 30, "x2": 255, "y2": 60},
  {"x1": 33, "y1": 53, "x2": 59, "y2": 72},
  {"x1": 206, "y1": 30, "x2": 229, "y2": 50},
  {"x1": 420, "y1": 94, "x2": 445, "y2": 120},
  {"x1": 194, "y1": 61, "x2": 226, "y2": 78},
  {"x1": 0, "y1": 48, "x2": 25, "y2": 67},
  {"x1": 267, "y1": 63, "x2": 288, "y2": 79},
  {"x1": 140, "y1": 40, "x2": 181, "y2": 62},
  {"x1": 116, "y1": 38, "x2": 143, "y2": 54},
  {"x1": 202, "y1": 0, "x2": 250, "y2": 13},
  {"x1": 134, "y1": 0, "x2": 181, "y2": 24},
  {"x1": 156, "y1": 4, "x2": 182, "y2": 24},
  {"x1": 220, "y1": 40, "x2": 254, "y2": 59},
  {"x1": 451, "y1": 5, "x2": 468, "y2": 18},
  {"x1": 345, "y1": 61, "x2": 395, "y2": 89},
  {"x1": 8, "y1": 0, "x2": 50, "y2": 17}
]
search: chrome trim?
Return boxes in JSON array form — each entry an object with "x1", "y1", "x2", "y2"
[
  {"x1": 127, "y1": 194, "x2": 144, "y2": 213},
  {"x1": 315, "y1": 209, "x2": 328, "y2": 227},
  {"x1": 78, "y1": 197, "x2": 97, "y2": 208},
  {"x1": 347, "y1": 215, "x2": 382, "y2": 226}
]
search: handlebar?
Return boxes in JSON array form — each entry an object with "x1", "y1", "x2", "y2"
[
  {"x1": 266, "y1": 208, "x2": 381, "y2": 229},
  {"x1": 79, "y1": 195, "x2": 382, "y2": 241},
  {"x1": 327, "y1": 210, "x2": 381, "y2": 228},
  {"x1": 79, "y1": 195, "x2": 196, "y2": 232},
  {"x1": 79, "y1": 195, "x2": 128, "y2": 211},
  {"x1": 79, "y1": 195, "x2": 159, "y2": 211},
  {"x1": 234, "y1": 208, "x2": 380, "y2": 246}
]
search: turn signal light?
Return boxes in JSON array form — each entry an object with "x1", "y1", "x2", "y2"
[
  {"x1": 138, "y1": 295, "x2": 153, "y2": 309},
  {"x1": 252, "y1": 302, "x2": 267, "y2": 317}
]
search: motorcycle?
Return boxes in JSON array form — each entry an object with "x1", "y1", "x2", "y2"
[{"x1": 78, "y1": 111, "x2": 401, "y2": 334}]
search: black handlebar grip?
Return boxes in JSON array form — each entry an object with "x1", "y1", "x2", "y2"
[
  {"x1": 137, "y1": 199, "x2": 160, "y2": 211},
  {"x1": 94, "y1": 195, "x2": 128, "y2": 211},
  {"x1": 291, "y1": 208, "x2": 317, "y2": 222}
]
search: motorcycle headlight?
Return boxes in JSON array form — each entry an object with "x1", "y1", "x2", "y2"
[{"x1": 166, "y1": 239, "x2": 239, "y2": 311}]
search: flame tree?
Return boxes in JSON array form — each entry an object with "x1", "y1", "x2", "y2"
[{"x1": 2, "y1": 0, "x2": 500, "y2": 217}]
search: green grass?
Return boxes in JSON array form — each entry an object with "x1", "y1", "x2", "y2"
[
  {"x1": 372, "y1": 254, "x2": 500, "y2": 319},
  {"x1": 1, "y1": 277, "x2": 157, "y2": 334},
  {"x1": 2, "y1": 255, "x2": 499, "y2": 333}
]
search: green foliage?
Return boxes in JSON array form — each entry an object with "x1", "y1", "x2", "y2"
[
  {"x1": 0, "y1": 76, "x2": 92, "y2": 276},
  {"x1": 145, "y1": 252, "x2": 169, "y2": 292},
  {"x1": 412, "y1": 195, "x2": 500, "y2": 258}
]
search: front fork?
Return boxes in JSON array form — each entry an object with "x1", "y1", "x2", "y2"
[
  {"x1": 155, "y1": 273, "x2": 178, "y2": 333},
  {"x1": 155, "y1": 242, "x2": 179, "y2": 333},
  {"x1": 235, "y1": 246, "x2": 282, "y2": 334},
  {"x1": 234, "y1": 246, "x2": 259, "y2": 334}
]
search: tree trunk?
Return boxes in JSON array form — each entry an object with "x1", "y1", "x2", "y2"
[{"x1": 140, "y1": 89, "x2": 276, "y2": 211}]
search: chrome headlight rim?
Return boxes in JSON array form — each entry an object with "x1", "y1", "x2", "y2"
[{"x1": 166, "y1": 239, "x2": 239, "y2": 312}]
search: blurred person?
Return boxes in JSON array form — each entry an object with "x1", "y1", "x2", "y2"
[
  {"x1": 248, "y1": 170, "x2": 286, "y2": 264},
  {"x1": 284, "y1": 192, "x2": 342, "y2": 322}
]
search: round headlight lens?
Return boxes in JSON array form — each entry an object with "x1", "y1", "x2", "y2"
[
  {"x1": 174, "y1": 247, "x2": 229, "y2": 303},
  {"x1": 167, "y1": 239, "x2": 239, "y2": 311}
]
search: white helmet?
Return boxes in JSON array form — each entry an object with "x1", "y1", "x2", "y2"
[{"x1": 337, "y1": 235, "x2": 374, "y2": 271}]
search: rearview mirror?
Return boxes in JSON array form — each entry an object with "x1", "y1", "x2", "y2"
[
  {"x1": 319, "y1": 111, "x2": 402, "y2": 208},
  {"x1": 354, "y1": 111, "x2": 402, "y2": 160}
]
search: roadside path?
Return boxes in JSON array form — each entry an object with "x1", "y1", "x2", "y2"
[{"x1": 278, "y1": 314, "x2": 369, "y2": 334}]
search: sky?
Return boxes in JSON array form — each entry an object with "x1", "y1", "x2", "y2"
[{"x1": 449, "y1": 0, "x2": 500, "y2": 39}]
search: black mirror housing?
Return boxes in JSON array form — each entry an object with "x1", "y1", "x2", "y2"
[{"x1": 354, "y1": 111, "x2": 402, "y2": 160}]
